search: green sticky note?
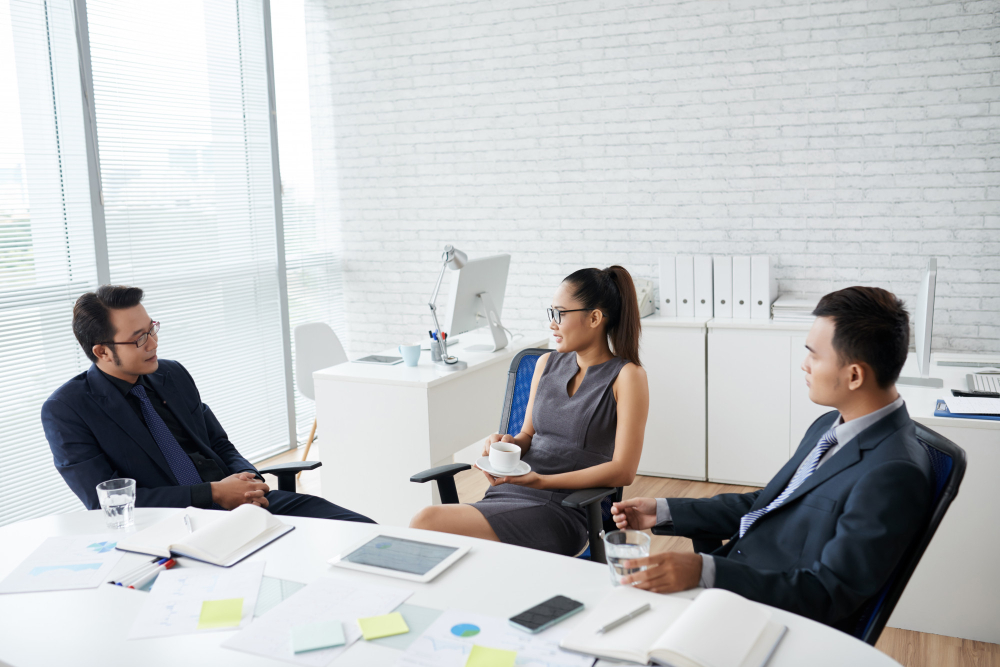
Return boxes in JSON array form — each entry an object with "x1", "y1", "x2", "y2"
[
  {"x1": 465, "y1": 644, "x2": 517, "y2": 667},
  {"x1": 357, "y1": 611, "x2": 409, "y2": 640},
  {"x1": 292, "y1": 619, "x2": 345, "y2": 653},
  {"x1": 197, "y1": 598, "x2": 244, "y2": 630}
]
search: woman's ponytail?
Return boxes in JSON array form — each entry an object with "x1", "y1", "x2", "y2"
[{"x1": 562, "y1": 264, "x2": 642, "y2": 366}]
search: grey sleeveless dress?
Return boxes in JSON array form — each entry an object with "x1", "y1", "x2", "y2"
[{"x1": 471, "y1": 351, "x2": 629, "y2": 556}]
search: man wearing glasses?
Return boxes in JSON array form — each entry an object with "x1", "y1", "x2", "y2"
[{"x1": 41, "y1": 285, "x2": 373, "y2": 523}]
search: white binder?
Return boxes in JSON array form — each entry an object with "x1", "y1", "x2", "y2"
[
  {"x1": 751, "y1": 255, "x2": 777, "y2": 320},
  {"x1": 694, "y1": 255, "x2": 714, "y2": 318},
  {"x1": 713, "y1": 256, "x2": 733, "y2": 318},
  {"x1": 675, "y1": 255, "x2": 695, "y2": 317},
  {"x1": 658, "y1": 255, "x2": 677, "y2": 317},
  {"x1": 732, "y1": 256, "x2": 751, "y2": 318}
]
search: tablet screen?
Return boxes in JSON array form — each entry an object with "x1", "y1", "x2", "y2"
[{"x1": 343, "y1": 536, "x2": 459, "y2": 575}]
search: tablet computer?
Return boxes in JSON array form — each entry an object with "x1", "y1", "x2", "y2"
[
  {"x1": 352, "y1": 355, "x2": 403, "y2": 365},
  {"x1": 329, "y1": 533, "x2": 470, "y2": 583}
]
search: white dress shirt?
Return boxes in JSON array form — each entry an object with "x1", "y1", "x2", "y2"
[{"x1": 655, "y1": 396, "x2": 905, "y2": 588}]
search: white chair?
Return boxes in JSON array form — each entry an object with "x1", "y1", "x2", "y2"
[{"x1": 294, "y1": 322, "x2": 348, "y2": 464}]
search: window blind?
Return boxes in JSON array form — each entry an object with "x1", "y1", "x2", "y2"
[
  {"x1": 0, "y1": 0, "x2": 98, "y2": 525},
  {"x1": 271, "y1": 0, "x2": 347, "y2": 440},
  {"x1": 86, "y1": 0, "x2": 290, "y2": 461}
]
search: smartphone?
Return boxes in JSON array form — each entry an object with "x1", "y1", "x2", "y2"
[{"x1": 509, "y1": 595, "x2": 585, "y2": 634}]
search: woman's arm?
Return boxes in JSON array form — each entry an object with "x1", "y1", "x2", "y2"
[{"x1": 494, "y1": 362, "x2": 649, "y2": 490}]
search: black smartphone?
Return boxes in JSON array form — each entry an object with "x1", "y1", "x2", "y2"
[{"x1": 509, "y1": 595, "x2": 585, "y2": 634}]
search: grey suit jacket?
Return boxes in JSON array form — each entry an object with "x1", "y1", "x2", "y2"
[{"x1": 663, "y1": 405, "x2": 933, "y2": 631}]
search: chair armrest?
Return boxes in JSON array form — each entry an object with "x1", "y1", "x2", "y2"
[
  {"x1": 259, "y1": 461, "x2": 322, "y2": 475},
  {"x1": 561, "y1": 487, "x2": 616, "y2": 509},
  {"x1": 410, "y1": 463, "x2": 471, "y2": 484},
  {"x1": 651, "y1": 524, "x2": 677, "y2": 536}
]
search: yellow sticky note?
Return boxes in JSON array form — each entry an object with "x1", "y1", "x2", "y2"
[
  {"x1": 465, "y1": 644, "x2": 517, "y2": 667},
  {"x1": 357, "y1": 611, "x2": 409, "y2": 640},
  {"x1": 197, "y1": 598, "x2": 244, "y2": 630}
]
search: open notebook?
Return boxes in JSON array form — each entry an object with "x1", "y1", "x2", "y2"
[
  {"x1": 560, "y1": 587, "x2": 786, "y2": 667},
  {"x1": 116, "y1": 504, "x2": 293, "y2": 567}
]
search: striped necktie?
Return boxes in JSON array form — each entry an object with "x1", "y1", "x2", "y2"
[
  {"x1": 738, "y1": 426, "x2": 838, "y2": 539},
  {"x1": 129, "y1": 383, "x2": 203, "y2": 487}
]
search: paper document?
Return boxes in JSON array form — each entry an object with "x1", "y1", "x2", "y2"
[
  {"x1": 942, "y1": 396, "x2": 1000, "y2": 415},
  {"x1": 222, "y1": 575, "x2": 412, "y2": 666},
  {"x1": 128, "y1": 561, "x2": 264, "y2": 639},
  {"x1": 396, "y1": 609, "x2": 592, "y2": 667},
  {"x1": 0, "y1": 534, "x2": 124, "y2": 594}
]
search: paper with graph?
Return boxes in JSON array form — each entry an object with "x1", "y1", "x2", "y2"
[
  {"x1": 396, "y1": 609, "x2": 592, "y2": 667},
  {"x1": 0, "y1": 534, "x2": 124, "y2": 594},
  {"x1": 222, "y1": 575, "x2": 412, "y2": 666},
  {"x1": 128, "y1": 561, "x2": 264, "y2": 639}
]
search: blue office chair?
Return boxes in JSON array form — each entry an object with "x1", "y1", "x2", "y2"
[
  {"x1": 409, "y1": 348, "x2": 622, "y2": 563},
  {"x1": 653, "y1": 422, "x2": 966, "y2": 644}
]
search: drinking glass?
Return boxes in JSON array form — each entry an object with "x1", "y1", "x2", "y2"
[
  {"x1": 96, "y1": 478, "x2": 136, "y2": 529},
  {"x1": 603, "y1": 529, "x2": 651, "y2": 586}
]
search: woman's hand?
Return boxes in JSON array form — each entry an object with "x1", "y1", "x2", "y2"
[
  {"x1": 482, "y1": 471, "x2": 545, "y2": 489},
  {"x1": 611, "y1": 497, "x2": 658, "y2": 530},
  {"x1": 481, "y1": 432, "x2": 516, "y2": 457}
]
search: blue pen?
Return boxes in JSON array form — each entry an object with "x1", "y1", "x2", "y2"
[{"x1": 432, "y1": 332, "x2": 438, "y2": 341}]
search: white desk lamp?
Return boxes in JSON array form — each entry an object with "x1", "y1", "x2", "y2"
[{"x1": 428, "y1": 244, "x2": 468, "y2": 372}]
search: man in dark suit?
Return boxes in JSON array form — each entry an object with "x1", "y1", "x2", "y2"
[
  {"x1": 611, "y1": 286, "x2": 933, "y2": 632},
  {"x1": 42, "y1": 285, "x2": 373, "y2": 523}
]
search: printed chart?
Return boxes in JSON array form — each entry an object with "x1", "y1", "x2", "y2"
[{"x1": 0, "y1": 534, "x2": 124, "y2": 594}]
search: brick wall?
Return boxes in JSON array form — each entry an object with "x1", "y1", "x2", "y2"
[{"x1": 304, "y1": 0, "x2": 1000, "y2": 355}]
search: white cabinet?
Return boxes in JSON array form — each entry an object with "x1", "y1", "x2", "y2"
[{"x1": 637, "y1": 316, "x2": 709, "y2": 480}]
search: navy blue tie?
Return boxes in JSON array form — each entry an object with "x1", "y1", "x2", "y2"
[{"x1": 129, "y1": 383, "x2": 204, "y2": 487}]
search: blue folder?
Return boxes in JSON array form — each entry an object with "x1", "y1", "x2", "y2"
[{"x1": 934, "y1": 399, "x2": 1000, "y2": 422}]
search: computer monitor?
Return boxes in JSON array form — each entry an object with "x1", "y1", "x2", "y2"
[
  {"x1": 898, "y1": 258, "x2": 943, "y2": 388},
  {"x1": 443, "y1": 253, "x2": 511, "y2": 352}
]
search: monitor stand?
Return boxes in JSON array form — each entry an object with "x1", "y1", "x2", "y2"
[
  {"x1": 897, "y1": 375, "x2": 944, "y2": 388},
  {"x1": 465, "y1": 291, "x2": 508, "y2": 353}
]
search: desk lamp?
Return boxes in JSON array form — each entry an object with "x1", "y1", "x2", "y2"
[{"x1": 428, "y1": 244, "x2": 468, "y2": 371}]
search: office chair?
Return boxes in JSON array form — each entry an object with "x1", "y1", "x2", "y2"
[
  {"x1": 653, "y1": 422, "x2": 966, "y2": 645},
  {"x1": 409, "y1": 348, "x2": 622, "y2": 564},
  {"x1": 257, "y1": 322, "x2": 347, "y2": 491}
]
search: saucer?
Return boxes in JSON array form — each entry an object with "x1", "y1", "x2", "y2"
[{"x1": 475, "y1": 456, "x2": 531, "y2": 478}]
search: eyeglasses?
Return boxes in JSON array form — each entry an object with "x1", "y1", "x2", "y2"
[
  {"x1": 100, "y1": 321, "x2": 159, "y2": 348},
  {"x1": 546, "y1": 308, "x2": 593, "y2": 325}
]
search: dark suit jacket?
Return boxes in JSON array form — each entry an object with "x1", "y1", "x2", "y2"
[
  {"x1": 664, "y1": 405, "x2": 933, "y2": 631},
  {"x1": 42, "y1": 360, "x2": 257, "y2": 510}
]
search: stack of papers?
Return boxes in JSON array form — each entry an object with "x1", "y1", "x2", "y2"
[
  {"x1": 771, "y1": 294, "x2": 821, "y2": 323},
  {"x1": 936, "y1": 396, "x2": 1000, "y2": 420}
]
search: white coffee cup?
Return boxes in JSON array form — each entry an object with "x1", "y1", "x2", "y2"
[{"x1": 489, "y1": 441, "x2": 521, "y2": 473}]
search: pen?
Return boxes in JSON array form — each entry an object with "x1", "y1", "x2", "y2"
[
  {"x1": 428, "y1": 330, "x2": 433, "y2": 339},
  {"x1": 127, "y1": 559, "x2": 176, "y2": 590},
  {"x1": 597, "y1": 603, "x2": 651, "y2": 634},
  {"x1": 184, "y1": 514, "x2": 194, "y2": 533},
  {"x1": 113, "y1": 557, "x2": 169, "y2": 586}
]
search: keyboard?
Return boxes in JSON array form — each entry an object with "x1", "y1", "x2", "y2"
[{"x1": 968, "y1": 373, "x2": 1000, "y2": 393}]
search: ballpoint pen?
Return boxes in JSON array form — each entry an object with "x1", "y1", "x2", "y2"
[
  {"x1": 597, "y1": 603, "x2": 651, "y2": 634},
  {"x1": 184, "y1": 514, "x2": 194, "y2": 533},
  {"x1": 113, "y1": 557, "x2": 169, "y2": 586},
  {"x1": 127, "y1": 559, "x2": 176, "y2": 589}
]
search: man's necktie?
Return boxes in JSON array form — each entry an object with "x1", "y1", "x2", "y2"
[
  {"x1": 738, "y1": 426, "x2": 838, "y2": 538},
  {"x1": 129, "y1": 384, "x2": 203, "y2": 487}
]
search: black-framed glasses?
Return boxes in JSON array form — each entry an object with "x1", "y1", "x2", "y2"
[
  {"x1": 100, "y1": 321, "x2": 159, "y2": 348},
  {"x1": 546, "y1": 308, "x2": 593, "y2": 324}
]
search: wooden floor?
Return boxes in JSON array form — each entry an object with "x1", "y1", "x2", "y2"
[{"x1": 261, "y1": 445, "x2": 999, "y2": 667}]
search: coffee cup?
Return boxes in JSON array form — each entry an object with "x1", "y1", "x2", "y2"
[
  {"x1": 489, "y1": 441, "x2": 521, "y2": 473},
  {"x1": 398, "y1": 344, "x2": 421, "y2": 367}
]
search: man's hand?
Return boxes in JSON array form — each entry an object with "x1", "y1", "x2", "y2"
[
  {"x1": 619, "y1": 552, "x2": 703, "y2": 593},
  {"x1": 611, "y1": 497, "x2": 658, "y2": 531},
  {"x1": 211, "y1": 472, "x2": 270, "y2": 510}
]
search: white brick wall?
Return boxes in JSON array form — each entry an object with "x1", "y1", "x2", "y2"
[{"x1": 304, "y1": 0, "x2": 1000, "y2": 356}]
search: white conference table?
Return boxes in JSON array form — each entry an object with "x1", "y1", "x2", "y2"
[
  {"x1": 0, "y1": 509, "x2": 900, "y2": 667},
  {"x1": 313, "y1": 333, "x2": 551, "y2": 527}
]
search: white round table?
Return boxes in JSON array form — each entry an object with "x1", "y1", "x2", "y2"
[{"x1": 0, "y1": 509, "x2": 901, "y2": 667}]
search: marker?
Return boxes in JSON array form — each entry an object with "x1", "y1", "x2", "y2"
[
  {"x1": 112, "y1": 557, "x2": 169, "y2": 586},
  {"x1": 127, "y1": 559, "x2": 176, "y2": 589},
  {"x1": 597, "y1": 603, "x2": 651, "y2": 634}
]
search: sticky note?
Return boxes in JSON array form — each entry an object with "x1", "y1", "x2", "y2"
[
  {"x1": 197, "y1": 597, "x2": 244, "y2": 630},
  {"x1": 292, "y1": 619, "x2": 345, "y2": 653},
  {"x1": 465, "y1": 644, "x2": 517, "y2": 667},
  {"x1": 357, "y1": 611, "x2": 409, "y2": 640}
]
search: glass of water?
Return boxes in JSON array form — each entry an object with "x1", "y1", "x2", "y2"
[
  {"x1": 96, "y1": 478, "x2": 136, "y2": 529},
  {"x1": 603, "y1": 529, "x2": 651, "y2": 586}
]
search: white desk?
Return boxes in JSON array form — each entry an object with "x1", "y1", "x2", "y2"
[
  {"x1": 313, "y1": 334, "x2": 550, "y2": 527},
  {"x1": 0, "y1": 509, "x2": 902, "y2": 667}
]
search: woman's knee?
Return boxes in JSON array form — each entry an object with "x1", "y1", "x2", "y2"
[{"x1": 409, "y1": 505, "x2": 446, "y2": 531}]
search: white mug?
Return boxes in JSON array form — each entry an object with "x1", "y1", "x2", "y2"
[{"x1": 489, "y1": 441, "x2": 521, "y2": 473}]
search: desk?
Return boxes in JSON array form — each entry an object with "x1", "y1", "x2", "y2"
[
  {"x1": 313, "y1": 334, "x2": 550, "y2": 527},
  {"x1": 0, "y1": 509, "x2": 901, "y2": 667}
]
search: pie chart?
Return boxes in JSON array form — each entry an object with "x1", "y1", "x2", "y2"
[{"x1": 450, "y1": 623, "x2": 480, "y2": 638}]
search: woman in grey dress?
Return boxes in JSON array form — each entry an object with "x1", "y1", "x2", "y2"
[{"x1": 410, "y1": 265, "x2": 649, "y2": 556}]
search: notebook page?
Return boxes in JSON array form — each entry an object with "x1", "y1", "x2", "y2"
[
  {"x1": 116, "y1": 508, "x2": 216, "y2": 557},
  {"x1": 654, "y1": 589, "x2": 770, "y2": 667},
  {"x1": 174, "y1": 504, "x2": 272, "y2": 562}
]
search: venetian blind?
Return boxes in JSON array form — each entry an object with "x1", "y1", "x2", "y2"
[{"x1": 0, "y1": 0, "x2": 98, "y2": 525}]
